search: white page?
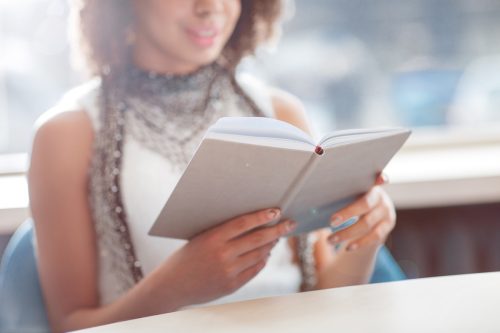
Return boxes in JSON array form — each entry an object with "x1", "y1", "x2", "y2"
[
  {"x1": 210, "y1": 118, "x2": 406, "y2": 149},
  {"x1": 318, "y1": 128, "x2": 407, "y2": 146},
  {"x1": 209, "y1": 117, "x2": 314, "y2": 145},
  {"x1": 205, "y1": 132, "x2": 313, "y2": 152}
]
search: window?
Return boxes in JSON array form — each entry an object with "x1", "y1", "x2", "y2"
[
  {"x1": 246, "y1": 0, "x2": 500, "y2": 135},
  {"x1": 0, "y1": 0, "x2": 77, "y2": 154}
]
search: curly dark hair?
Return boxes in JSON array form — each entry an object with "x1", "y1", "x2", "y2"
[{"x1": 71, "y1": 0, "x2": 283, "y2": 76}]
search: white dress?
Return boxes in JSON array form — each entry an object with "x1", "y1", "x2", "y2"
[{"x1": 58, "y1": 71, "x2": 302, "y2": 306}]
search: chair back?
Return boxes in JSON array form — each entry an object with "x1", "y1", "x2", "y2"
[{"x1": 0, "y1": 220, "x2": 50, "y2": 333}]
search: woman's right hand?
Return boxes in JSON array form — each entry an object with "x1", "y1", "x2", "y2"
[{"x1": 159, "y1": 208, "x2": 296, "y2": 307}]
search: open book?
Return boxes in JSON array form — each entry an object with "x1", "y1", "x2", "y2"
[{"x1": 149, "y1": 117, "x2": 411, "y2": 240}]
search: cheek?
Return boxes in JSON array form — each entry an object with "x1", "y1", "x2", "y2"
[
  {"x1": 226, "y1": 1, "x2": 242, "y2": 32},
  {"x1": 136, "y1": 0, "x2": 185, "y2": 33}
]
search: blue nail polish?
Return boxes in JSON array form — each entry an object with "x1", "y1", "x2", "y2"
[
  {"x1": 329, "y1": 216, "x2": 359, "y2": 233},
  {"x1": 329, "y1": 217, "x2": 359, "y2": 252}
]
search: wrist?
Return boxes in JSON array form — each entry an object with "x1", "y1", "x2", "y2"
[{"x1": 141, "y1": 261, "x2": 190, "y2": 313}]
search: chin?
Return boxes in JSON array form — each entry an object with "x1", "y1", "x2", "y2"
[{"x1": 190, "y1": 49, "x2": 223, "y2": 67}]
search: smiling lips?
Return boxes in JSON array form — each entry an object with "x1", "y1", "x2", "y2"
[{"x1": 186, "y1": 27, "x2": 221, "y2": 47}]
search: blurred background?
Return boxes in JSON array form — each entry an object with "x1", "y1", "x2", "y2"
[{"x1": 1, "y1": 0, "x2": 499, "y2": 278}]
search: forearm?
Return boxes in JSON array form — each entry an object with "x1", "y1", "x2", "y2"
[
  {"x1": 314, "y1": 244, "x2": 379, "y2": 290},
  {"x1": 53, "y1": 265, "x2": 185, "y2": 333}
]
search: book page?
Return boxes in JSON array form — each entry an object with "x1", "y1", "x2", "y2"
[
  {"x1": 210, "y1": 117, "x2": 314, "y2": 146},
  {"x1": 318, "y1": 128, "x2": 408, "y2": 147},
  {"x1": 205, "y1": 132, "x2": 312, "y2": 152}
]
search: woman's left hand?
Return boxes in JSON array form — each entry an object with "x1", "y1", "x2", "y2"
[{"x1": 327, "y1": 173, "x2": 396, "y2": 252}]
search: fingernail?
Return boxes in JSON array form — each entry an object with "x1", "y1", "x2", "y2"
[
  {"x1": 382, "y1": 173, "x2": 389, "y2": 184},
  {"x1": 330, "y1": 216, "x2": 343, "y2": 227},
  {"x1": 267, "y1": 209, "x2": 280, "y2": 220},
  {"x1": 328, "y1": 235, "x2": 340, "y2": 244},
  {"x1": 286, "y1": 220, "x2": 297, "y2": 232},
  {"x1": 347, "y1": 243, "x2": 358, "y2": 252}
]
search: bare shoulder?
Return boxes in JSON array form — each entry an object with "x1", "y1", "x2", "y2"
[
  {"x1": 33, "y1": 77, "x2": 101, "y2": 152},
  {"x1": 35, "y1": 107, "x2": 93, "y2": 141},
  {"x1": 270, "y1": 88, "x2": 312, "y2": 134},
  {"x1": 32, "y1": 108, "x2": 94, "y2": 161},
  {"x1": 29, "y1": 108, "x2": 94, "y2": 196}
]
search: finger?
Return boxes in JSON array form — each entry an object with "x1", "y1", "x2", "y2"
[
  {"x1": 232, "y1": 260, "x2": 268, "y2": 291},
  {"x1": 217, "y1": 208, "x2": 281, "y2": 241},
  {"x1": 330, "y1": 187, "x2": 382, "y2": 228},
  {"x1": 231, "y1": 240, "x2": 278, "y2": 275},
  {"x1": 230, "y1": 219, "x2": 296, "y2": 256},
  {"x1": 344, "y1": 220, "x2": 394, "y2": 252},
  {"x1": 328, "y1": 204, "x2": 386, "y2": 244}
]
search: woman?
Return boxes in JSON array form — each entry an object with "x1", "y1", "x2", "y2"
[{"x1": 28, "y1": 0, "x2": 397, "y2": 332}]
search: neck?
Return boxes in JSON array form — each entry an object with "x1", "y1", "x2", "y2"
[{"x1": 132, "y1": 39, "x2": 207, "y2": 76}]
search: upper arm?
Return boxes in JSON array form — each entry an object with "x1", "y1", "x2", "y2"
[
  {"x1": 28, "y1": 109, "x2": 98, "y2": 330},
  {"x1": 271, "y1": 88, "x2": 312, "y2": 134}
]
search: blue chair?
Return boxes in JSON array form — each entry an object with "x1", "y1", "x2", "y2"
[
  {"x1": 0, "y1": 220, "x2": 50, "y2": 333},
  {"x1": 370, "y1": 245, "x2": 406, "y2": 283},
  {"x1": 0, "y1": 221, "x2": 405, "y2": 333}
]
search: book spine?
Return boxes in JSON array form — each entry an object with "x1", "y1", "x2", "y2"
[{"x1": 279, "y1": 149, "x2": 323, "y2": 214}]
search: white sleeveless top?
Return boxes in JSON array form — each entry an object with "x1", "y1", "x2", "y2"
[{"x1": 59, "y1": 73, "x2": 302, "y2": 306}]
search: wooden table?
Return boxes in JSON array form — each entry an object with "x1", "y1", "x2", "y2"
[{"x1": 75, "y1": 272, "x2": 500, "y2": 333}]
